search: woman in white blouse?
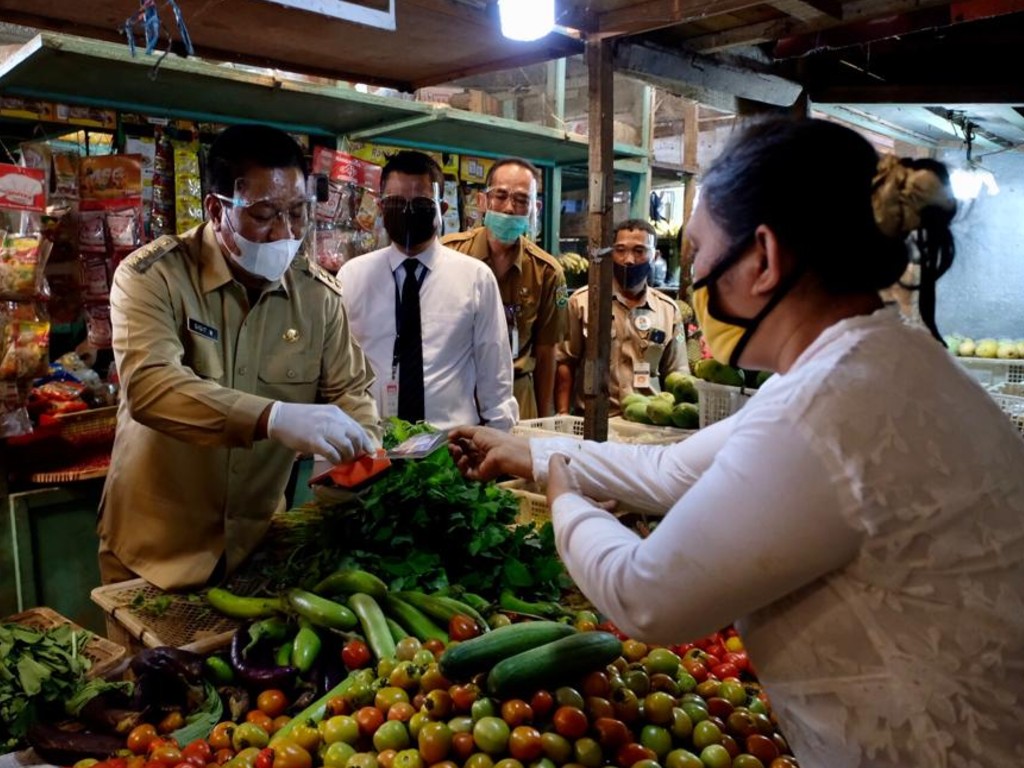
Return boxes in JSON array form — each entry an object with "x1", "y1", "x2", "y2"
[{"x1": 450, "y1": 118, "x2": 1024, "y2": 768}]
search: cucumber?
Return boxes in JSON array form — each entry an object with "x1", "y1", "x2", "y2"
[
  {"x1": 386, "y1": 617, "x2": 410, "y2": 643},
  {"x1": 384, "y1": 594, "x2": 448, "y2": 644},
  {"x1": 439, "y1": 621, "x2": 576, "y2": 680},
  {"x1": 400, "y1": 591, "x2": 490, "y2": 633},
  {"x1": 206, "y1": 588, "x2": 285, "y2": 620},
  {"x1": 348, "y1": 592, "x2": 397, "y2": 661},
  {"x1": 314, "y1": 568, "x2": 389, "y2": 601},
  {"x1": 486, "y1": 631, "x2": 623, "y2": 698},
  {"x1": 286, "y1": 588, "x2": 358, "y2": 630}
]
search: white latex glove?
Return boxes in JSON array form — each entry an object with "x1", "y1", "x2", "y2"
[{"x1": 267, "y1": 402, "x2": 375, "y2": 464}]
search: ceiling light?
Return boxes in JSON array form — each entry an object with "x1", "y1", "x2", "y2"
[
  {"x1": 950, "y1": 167, "x2": 999, "y2": 201},
  {"x1": 498, "y1": 0, "x2": 554, "y2": 41}
]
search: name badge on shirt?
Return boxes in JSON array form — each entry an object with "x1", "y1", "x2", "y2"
[
  {"x1": 384, "y1": 380, "x2": 399, "y2": 418},
  {"x1": 633, "y1": 361, "x2": 651, "y2": 389},
  {"x1": 510, "y1": 326, "x2": 520, "y2": 358},
  {"x1": 188, "y1": 318, "x2": 219, "y2": 341}
]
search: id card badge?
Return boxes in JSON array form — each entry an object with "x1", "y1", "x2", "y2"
[
  {"x1": 633, "y1": 361, "x2": 651, "y2": 389},
  {"x1": 384, "y1": 380, "x2": 399, "y2": 417},
  {"x1": 510, "y1": 326, "x2": 520, "y2": 358}
]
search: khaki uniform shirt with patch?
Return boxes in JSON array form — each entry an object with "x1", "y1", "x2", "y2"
[
  {"x1": 98, "y1": 223, "x2": 380, "y2": 591},
  {"x1": 560, "y1": 285, "x2": 689, "y2": 415},
  {"x1": 442, "y1": 227, "x2": 567, "y2": 378}
]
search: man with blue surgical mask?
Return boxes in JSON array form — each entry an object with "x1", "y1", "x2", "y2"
[
  {"x1": 98, "y1": 124, "x2": 380, "y2": 591},
  {"x1": 443, "y1": 157, "x2": 567, "y2": 420},
  {"x1": 556, "y1": 219, "x2": 690, "y2": 417}
]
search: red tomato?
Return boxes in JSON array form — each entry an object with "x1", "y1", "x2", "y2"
[
  {"x1": 551, "y1": 706, "x2": 588, "y2": 740},
  {"x1": 529, "y1": 690, "x2": 554, "y2": 720},
  {"x1": 722, "y1": 651, "x2": 749, "y2": 671},
  {"x1": 126, "y1": 725, "x2": 159, "y2": 756},
  {"x1": 712, "y1": 662, "x2": 740, "y2": 680},
  {"x1": 181, "y1": 740, "x2": 212, "y2": 764},
  {"x1": 342, "y1": 640, "x2": 372, "y2": 670},
  {"x1": 355, "y1": 706, "x2": 386, "y2": 736},
  {"x1": 507, "y1": 726, "x2": 543, "y2": 762},
  {"x1": 254, "y1": 748, "x2": 274, "y2": 768},
  {"x1": 448, "y1": 614, "x2": 481, "y2": 642},
  {"x1": 257, "y1": 690, "x2": 289, "y2": 718}
]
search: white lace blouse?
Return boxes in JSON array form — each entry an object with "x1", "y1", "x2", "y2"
[{"x1": 531, "y1": 308, "x2": 1024, "y2": 768}]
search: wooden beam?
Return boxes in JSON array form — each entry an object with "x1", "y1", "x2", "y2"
[
  {"x1": 769, "y1": 0, "x2": 843, "y2": 21},
  {"x1": 583, "y1": 36, "x2": 614, "y2": 442},
  {"x1": 615, "y1": 40, "x2": 803, "y2": 107},
  {"x1": 597, "y1": 0, "x2": 766, "y2": 37},
  {"x1": 687, "y1": 0, "x2": 955, "y2": 52}
]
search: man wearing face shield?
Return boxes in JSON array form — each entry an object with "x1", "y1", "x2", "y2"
[
  {"x1": 339, "y1": 151, "x2": 517, "y2": 431},
  {"x1": 442, "y1": 158, "x2": 567, "y2": 420},
  {"x1": 556, "y1": 219, "x2": 689, "y2": 417},
  {"x1": 98, "y1": 124, "x2": 381, "y2": 591}
]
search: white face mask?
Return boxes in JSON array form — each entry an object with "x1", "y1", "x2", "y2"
[{"x1": 223, "y1": 212, "x2": 302, "y2": 282}]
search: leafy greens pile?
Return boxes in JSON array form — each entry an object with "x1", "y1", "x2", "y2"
[
  {"x1": 0, "y1": 622, "x2": 94, "y2": 751},
  {"x1": 264, "y1": 419, "x2": 568, "y2": 599}
]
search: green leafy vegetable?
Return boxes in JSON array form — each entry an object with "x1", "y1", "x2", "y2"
[{"x1": 0, "y1": 622, "x2": 95, "y2": 751}]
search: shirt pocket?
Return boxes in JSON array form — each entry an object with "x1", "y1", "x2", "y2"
[
  {"x1": 186, "y1": 340, "x2": 225, "y2": 382},
  {"x1": 258, "y1": 353, "x2": 320, "y2": 402}
]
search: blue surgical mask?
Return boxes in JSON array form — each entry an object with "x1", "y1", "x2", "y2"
[
  {"x1": 614, "y1": 261, "x2": 651, "y2": 292},
  {"x1": 484, "y1": 210, "x2": 531, "y2": 245}
]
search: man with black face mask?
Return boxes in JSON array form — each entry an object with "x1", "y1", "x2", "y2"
[
  {"x1": 339, "y1": 151, "x2": 517, "y2": 430},
  {"x1": 556, "y1": 219, "x2": 689, "y2": 417}
]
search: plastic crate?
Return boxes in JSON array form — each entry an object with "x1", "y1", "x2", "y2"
[
  {"x1": 992, "y1": 392, "x2": 1024, "y2": 436},
  {"x1": 498, "y1": 478, "x2": 551, "y2": 526},
  {"x1": 512, "y1": 416, "x2": 585, "y2": 439},
  {"x1": 4, "y1": 606, "x2": 126, "y2": 679},
  {"x1": 91, "y1": 575, "x2": 258, "y2": 654},
  {"x1": 498, "y1": 479, "x2": 654, "y2": 533},
  {"x1": 958, "y1": 357, "x2": 1024, "y2": 388},
  {"x1": 695, "y1": 380, "x2": 757, "y2": 428},
  {"x1": 608, "y1": 416, "x2": 694, "y2": 445},
  {"x1": 514, "y1": 415, "x2": 693, "y2": 445}
]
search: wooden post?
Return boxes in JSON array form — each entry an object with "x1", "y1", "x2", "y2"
[
  {"x1": 679, "y1": 100, "x2": 699, "y2": 289},
  {"x1": 582, "y1": 36, "x2": 614, "y2": 442}
]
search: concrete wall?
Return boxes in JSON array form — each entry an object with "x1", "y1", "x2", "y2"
[{"x1": 936, "y1": 149, "x2": 1024, "y2": 339}]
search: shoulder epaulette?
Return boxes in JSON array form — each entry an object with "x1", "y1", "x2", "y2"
[
  {"x1": 124, "y1": 236, "x2": 180, "y2": 273},
  {"x1": 441, "y1": 230, "x2": 476, "y2": 244},
  {"x1": 306, "y1": 259, "x2": 344, "y2": 296}
]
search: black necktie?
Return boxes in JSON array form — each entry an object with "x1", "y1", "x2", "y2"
[{"x1": 398, "y1": 260, "x2": 425, "y2": 422}]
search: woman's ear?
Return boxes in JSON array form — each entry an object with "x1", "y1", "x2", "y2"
[{"x1": 751, "y1": 224, "x2": 784, "y2": 296}]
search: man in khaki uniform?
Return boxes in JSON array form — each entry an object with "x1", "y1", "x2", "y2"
[
  {"x1": 442, "y1": 157, "x2": 566, "y2": 420},
  {"x1": 98, "y1": 125, "x2": 380, "y2": 591},
  {"x1": 556, "y1": 219, "x2": 689, "y2": 416}
]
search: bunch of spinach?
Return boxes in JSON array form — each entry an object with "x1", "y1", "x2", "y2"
[
  {"x1": 267, "y1": 420, "x2": 568, "y2": 599},
  {"x1": 0, "y1": 623, "x2": 94, "y2": 751}
]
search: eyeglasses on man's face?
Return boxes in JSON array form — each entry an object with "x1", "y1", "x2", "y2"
[{"x1": 485, "y1": 187, "x2": 533, "y2": 214}]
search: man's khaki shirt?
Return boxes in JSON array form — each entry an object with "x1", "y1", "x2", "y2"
[
  {"x1": 560, "y1": 284, "x2": 689, "y2": 415},
  {"x1": 98, "y1": 223, "x2": 380, "y2": 590},
  {"x1": 442, "y1": 227, "x2": 567, "y2": 378}
]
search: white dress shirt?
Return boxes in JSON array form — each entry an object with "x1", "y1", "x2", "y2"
[
  {"x1": 339, "y1": 240, "x2": 518, "y2": 431},
  {"x1": 530, "y1": 308, "x2": 1024, "y2": 768}
]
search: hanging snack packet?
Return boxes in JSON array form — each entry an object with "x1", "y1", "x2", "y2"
[{"x1": 0, "y1": 233, "x2": 50, "y2": 300}]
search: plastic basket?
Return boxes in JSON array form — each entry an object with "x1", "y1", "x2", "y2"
[
  {"x1": 992, "y1": 392, "x2": 1024, "y2": 436},
  {"x1": 514, "y1": 415, "x2": 693, "y2": 445},
  {"x1": 497, "y1": 479, "x2": 654, "y2": 533},
  {"x1": 512, "y1": 416, "x2": 585, "y2": 439},
  {"x1": 91, "y1": 574, "x2": 259, "y2": 654},
  {"x1": 695, "y1": 380, "x2": 757, "y2": 428},
  {"x1": 4, "y1": 606, "x2": 126, "y2": 679},
  {"x1": 54, "y1": 406, "x2": 118, "y2": 447},
  {"x1": 608, "y1": 417, "x2": 694, "y2": 445},
  {"x1": 958, "y1": 358, "x2": 1024, "y2": 388}
]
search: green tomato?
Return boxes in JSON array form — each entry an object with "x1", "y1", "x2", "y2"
[
  {"x1": 407, "y1": 712, "x2": 428, "y2": 740},
  {"x1": 664, "y1": 749, "x2": 703, "y2": 768},
  {"x1": 472, "y1": 716, "x2": 511, "y2": 755},
  {"x1": 539, "y1": 732, "x2": 572, "y2": 764},
  {"x1": 322, "y1": 741, "x2": 357, "y2": 768},
  {"x1": 471, "y1": 697, "x2": 498, "y2": 721},
  {"x1": 674, "y1": 668, "x2": 697, "y2": 693},
  {"x1": 372, "y1": 720, "x2": 411, "y2": 753},
  {"x1": 643, "y1": 648, "x2": 681, "y2": 677},
  {"x1": 643, "y1": 691, "x2": 676, "y2": 725},
  {"x1": 529, "y1": 759, "x2": 558, "y2": 768},
  {"x1": 639, "y1": 725, "x2": 673, "y2": 759},
  {"x1": 494, "y1": 760, "x2": 524, "y2": 768},
  {"x1": 670, "y1": 707, "x2": 693, "y2": 740},
  {"x1": 447, "y1": 715, "x2": 475, "y2": 734},
  {"x1": 395, "y1": 637, "x2": 422, "y2": 661},
  {"x1": 748, "y1": 698, "x2": 769, "y2": 716},
  {"x1": 554, "y1": 687, "x2": 585, "y2": 710},
  {"x1": 698, "y1": 744, "x2": 731, "y2": 768},
  {"x1": 465, "y1": 755, "x2": 494, "y2": 768},
  {"x1": 731, "y1": 756, "x2": 765, "y2": 768},
  {"x1": 717, "y1": 680, "x2": 747, "y2": 707},
  {"x1": 323, "y1": 716, "x2": 361, "y2": 746},
  {"x1": 232, "y1": 723, "x2": 269, "y2": 751},
  {"x1": 680, "y1": 700, "x2": 709, "y2": 725},
  {"x1": 391, "y1": 749, "x2": 423, "y2": 768},
  {"x1": 572, "y1": 737, "x2": 603, "y2": 768},
  {"x1": 345, "y1": 753, "x2": 378, "y2": 768},
  {"x1": 691, "y1": 720, "x2": 722, "y2": 750}
]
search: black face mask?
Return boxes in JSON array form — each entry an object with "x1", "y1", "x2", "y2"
[
  {"x1": 381, "y1": 196, "x2": 437, "y2": 250},
  {"x1": 614, "y1": 261, "x2": 651, "y2": 292}
]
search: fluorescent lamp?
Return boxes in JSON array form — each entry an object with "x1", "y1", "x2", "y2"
[
  {"x1": 498, "y1": 0, "x2": 554, "y2": 41},
  {"x1": 950, "y1": 167, "x2": 999, "y2": 201}
]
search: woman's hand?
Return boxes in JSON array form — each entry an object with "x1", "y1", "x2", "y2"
[{"x1": 448, "y1": 426, "x2": 533, "y2": 482}]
